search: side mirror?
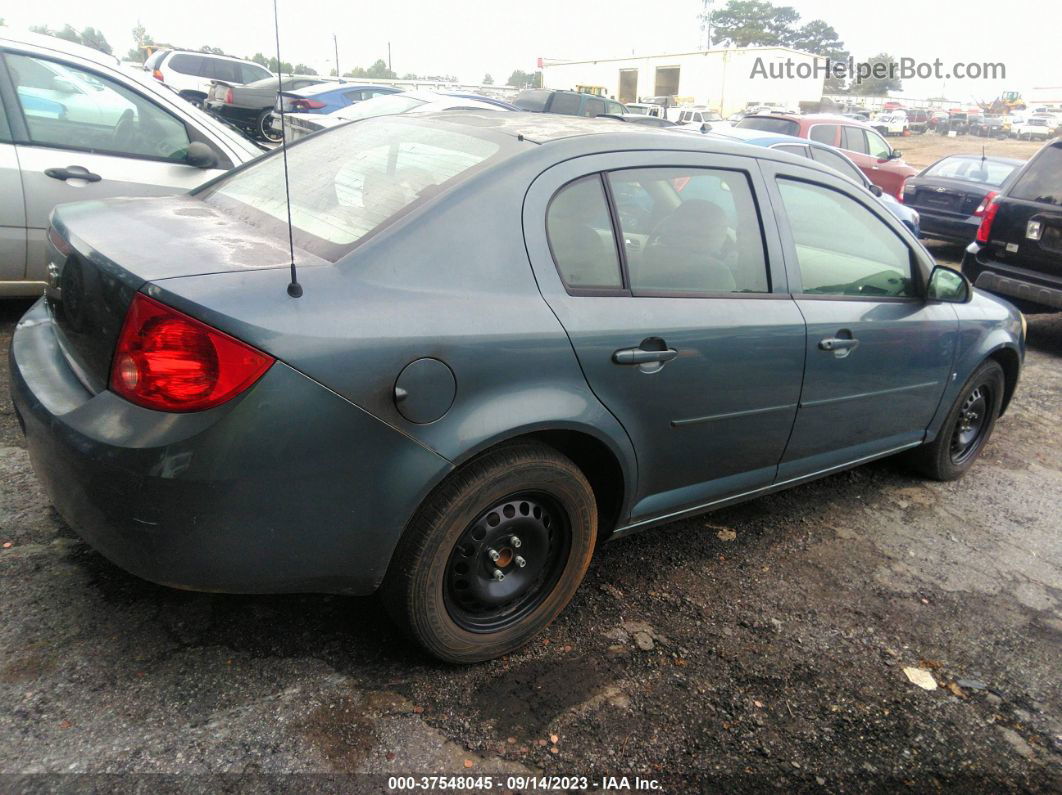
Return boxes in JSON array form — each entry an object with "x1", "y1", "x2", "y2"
[
  {"x1": 926, "y1": 265, "x2": 971, "y2": 303},
  {"x1": 52, "y1": 77, "x2": 79, "y2": 94},
  {"x1": 888, "y1": 149, "x2": 902, "y2": 160},
  {"x1": 869, "y1": 184, "x2": 883, "y2": 197},
  {"x1": 185, "y1": 141, "x2": 219, "y2": 170},
  {"x1": 700, "y1": 122, "x2": 712, "y2": 133}
]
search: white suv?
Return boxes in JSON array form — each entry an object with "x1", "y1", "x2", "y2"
[{"x1": 144, "y1": 50, "x2": 273, "y2": 106}]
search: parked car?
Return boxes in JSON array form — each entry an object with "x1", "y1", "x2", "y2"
[
  {"x1": 971, "y1": 116, "x2": 1008, "y2": 138},
  {"x1": 905, "y1": 109, "x2": 930, "y2": 134},
  {"x1": 273, "y1": 81, "x2": 403, "y2": 129},
  {"x1": 1015, "y1": 116, "x2": 1057, "y2": 141},
  {"x1": 735, "y1": 113, "x2": 918, "y2": 199},
  {"x1": 873, "y1": 112, "x2": 908, "y2": 136},
  {"x1": 0, "y1": 29, "x2": 265, "y2": 297},
  {"x1": 513, "y1": 89, "x2": 626, "y2": 118},
  {"x1": 938, "y1": 112, "x2": 972, "y2": 135},
  {"x1": 674, "y1": 108, "x2": 723, "y2": 130},
  {"x1": 11, "y1": 112, "x2": 1024, "y2": 662},
  {"x1": 281, "y1": 89, "x2": 514, "y2": 141},
  {"x1": 706, "y1": 126, "x2": 921, "y2": 235},
  {"x1": 963, "y1": 138, "x2": 1062, "y2": 312},
  {"x1": 625, "y1": 102, "x2": 665, "y2": 118},
  {"x1": 205, "y1": 74, "x2": 324, "y2": 141},
  {"x1": 927, "y1": 111, "x2": 950, "y2": 132},
  {"x1": 902, "y1": 155, "x2": 1024, "y2": 244},
  {"x1": 144, "y1": 49, "x2": 273, "y2": 106}
]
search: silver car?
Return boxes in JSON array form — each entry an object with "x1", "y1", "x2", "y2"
[{"x1": 0, "y1": 30, "x2": 264, "y2": 297}]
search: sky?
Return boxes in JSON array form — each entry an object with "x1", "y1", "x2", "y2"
[{"x1": 3, "y1": 0, "x2": 1059, "y2": 104}]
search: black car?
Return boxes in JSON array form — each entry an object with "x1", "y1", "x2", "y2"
[
  {"x1": 205, "y1": 74, "x2": 324, "y2": 141},
  {"x1": 903, "y1": 155, "x2": 1024, "y2": 244},
  {"x1": 512, "y1": 89, "x2": 627, "y2": 118},
  {"x1": 963, "y1": 138, "x2": 1062, "y2": 312}
]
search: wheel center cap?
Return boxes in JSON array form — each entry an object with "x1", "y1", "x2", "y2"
[{"x1": 494, "y1": 547, "x2": 514, "y2": 568}]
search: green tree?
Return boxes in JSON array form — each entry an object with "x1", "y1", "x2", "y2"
[
  {"x1": 365, "y1": 59, "x2": 396, "y2": 79},
  {"x1": 268, "y1": 57, "x2": 293, "y2": 73},
  {"x1": 293, "y1": 64, "x2": 318, "y2": 75},
  {"x1": 29, "y1": 25, "x2": 53, "y2": 36},
  {"x1": 249, "y1": 52, "x2": 270, "y2": 68},
  {"x1": 127, "y1": 22, "x2": 154, "y2": 63},
  {"x1": 703, "y1": 0, "x2": 800, "y2": 47},
  {"x1": 401, "y1": 72, "x2": 418, "y2": 79},
  {"x1": 482, "y1": 73, "x2": 494, "y2": 85},
  {"x1": 849, "y1": 53, "x2": 901, "y2": 96},
  {"x1": 787, "y1": 18, "x2": 847, "y2": 91},
  {"x1": 506, "y1": 69, "x2": 542, "y2": 88},
  {"x1": 54, "y1": 24, "x2": 82, "y2": 45},
  {"x1": 79, "y1": 27, "x2": 112, "y2": 55},
  {"x1": 199, "y1": 45, "x2": 226, "y2": 55}
]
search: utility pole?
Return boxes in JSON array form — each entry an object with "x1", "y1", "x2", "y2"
[
  {"x1": 388, "y1": 42, "x2": 392, "y2": 74},
  {"x1": 333, "y1": 34, "x2": 339, "y2": 78}
]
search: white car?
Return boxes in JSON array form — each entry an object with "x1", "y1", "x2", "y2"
[
  {"x1": 872, "y1": 112, "x2": 908, "y2": 136},
  {"x1": 281, "y1": 90, "x2": 514, "y2": 141},
  {"x1": 144, "y1": 49, "x2": 273, "y2": 106},
  {"x1": 0, "y1": 29, "x2": 266, "y2": 297},
  {"x1": 1015, "y1": 116, "x2": 1058, "y2": 141},
  {"x1": 673, "y1": 108, "x2": 727, "y2": 132}
]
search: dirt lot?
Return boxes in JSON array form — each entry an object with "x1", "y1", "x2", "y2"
[
  {"x1": 1, "y1": 297, "x2": 1060, "y2": 791},
  {"x1": 889, "y1": 131, "x2": 1045, "y2": 171}
]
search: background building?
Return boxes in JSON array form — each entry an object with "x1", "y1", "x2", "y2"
[{"x1": 540, "y1": 47, "x2": 825, "y2": 115}]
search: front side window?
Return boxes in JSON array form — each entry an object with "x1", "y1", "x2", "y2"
[
  {"x1": 583, "y1": 98, "x2": 605, "y2": 117},
  {"x1": 201, "y1": 117, "x2": 504, "y2": 262},
  {"x1": 777, "y1": 178, "x2": 915, "y2": 298},
  {"x1": 241, "y1": 63, "x2": 272, "y2": 83},
  {"x1": 7, "y1": 53, "x2": 191, "y2": 162},
  {"x1": 609, "y1": 168, "x2": 769, "y2": 294},
  {"x1": 546, "y1": 176, "x2": 622, "y2": 289},
  {"x1": 865, "y1": 130, "x2": 891, "y2": 159}
]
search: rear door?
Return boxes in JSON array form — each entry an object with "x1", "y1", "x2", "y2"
[
  {"x1": 523, "y1": 150, "x2": 806, "y2": 524},
  {"x1": 1, "y1": 50, "x2": 229, "y2": 284},
  {"x1": 762, "y1": 160, "x2": 957, "y2": 479}
]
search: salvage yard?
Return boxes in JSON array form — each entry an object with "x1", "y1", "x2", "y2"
[{"x1": 1, "y1": 299, "x2": 1059, "y2": 788}]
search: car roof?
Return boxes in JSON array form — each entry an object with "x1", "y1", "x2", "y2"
[
  {"x1": 291, "y1": 81, "x2": 396, "y2": 97},
  {"x1": 0, "y1": 27, "x2": 121, "y2": 67},
  {"x1": 161, "y1": 49, "x2": 266, "y2": 66}
]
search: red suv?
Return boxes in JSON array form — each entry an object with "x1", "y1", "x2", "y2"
[{"x1": 734, "y1": 114, "x2": 918, "y2": 199}]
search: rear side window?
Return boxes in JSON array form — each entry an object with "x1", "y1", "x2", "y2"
[
  {"x1": 810, "y1": 148, "x2": 865, "y2": 184},
  {"x1": 809, "y1": 124, "x2": 837, "y2": 144},
  {"x1": 841, "y1": 126, "x2": 867, "y2": 154},
  {"x1": 609, "y1": 168, "x2": 769, "y2": 294},
  {"x1": 241, "y1": 63, "x2": 272, "y2": 83},
  {"x1": 1009, "y1": 144, "x2": 1062, "y2": 205},
  {"x1": 774, "y1": 144, "x2": 809, "y2": 157},
  {"x1": 549, "y1": 93, "x2": 581, "y2": 115},
  {"x1": 144, "y1": 50, "x2": 167, "y2": 70},
  {"x1": 167, "y1": 54, "x2": 205, "y2": 76},
  {"x1": 583, "y1": 98, "x2": 605, "y2": 117},
  {"x1": 776, "y1": 179, "x2": 915, "y2": 298},
  {"x1": 207, "y1": 58, "x2": 240, "y2": 82},
  {"x1": 547, "y1": 176, "x2": 622, "y2": 289},
  {"x1": 202, "y1": 117, "x2": 504, "y2": 262}
]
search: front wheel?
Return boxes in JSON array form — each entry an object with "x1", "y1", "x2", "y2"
[
  {"x1": 383, "y1": 441, "x2": 597, "y2": 663},
  {"x1": 907, "y1": 360, "x2": 1005, "y2": 480}
]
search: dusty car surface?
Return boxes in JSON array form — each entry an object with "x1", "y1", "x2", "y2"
[{"x1": 10, "y1": 112, "x2": 1025, "y2": 663}]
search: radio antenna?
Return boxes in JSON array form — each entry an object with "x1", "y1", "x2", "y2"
[{"x1": 272, "y1": 0, "x2": 302, "y2": 298}]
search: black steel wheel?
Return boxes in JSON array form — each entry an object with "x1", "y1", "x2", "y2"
[
  {"x1": 443, "y1": 492, "x2": 570, "y2": 633},
  {"x1": 383, "y1": 441, "x2": 597, "y2": 663},
  {"x1": 907, "y1": 359, "x2": 1006, "y2": 481}
]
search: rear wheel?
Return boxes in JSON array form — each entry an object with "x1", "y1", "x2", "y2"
[
  {"x1": 383, "y1": 441, "x2": 597, "y2": 663},
  {"x1": 907, "y1": 360, "x2": 1005, "y2": 480},
  {"x1": 257, "y1": 109, "x2": 282, "y2": 143}
]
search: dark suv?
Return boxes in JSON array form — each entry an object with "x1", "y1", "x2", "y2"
[
  {"x1": 513, "y1": 89, "x2": 626, "y2": 118},
  {"x1": 963, "y1": 138, "x2": 1062, "y2": 311}
]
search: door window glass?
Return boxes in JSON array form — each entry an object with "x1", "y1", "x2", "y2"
[
  {"x1": 609, "y1": 168, "x2": 769, "y2": 294},
  {"x1": 810, "y1": 147, "x2": 865, "y2": 184},
  {"x1": 548, "y1": 93, "x2": 580, "y2": 115},
  {"x1": 7, "y1": 53, "x2": 192, "y2": 162},
  {"x1": 167, "y1": 54, "x2": 204, "y2": 76},
  {"x1": 777, "y1": 178, "x2": 915, "y2": 297},
  {"x1": 546, "y1": 176, "x2": 622, "y2": 289},
  {"x1": 865, "y1": 130, "x2": 892, "y2": 159},
  {"x1": 809, "y1": 124, "x2": 837, "y2": 144},
  {"x1": 208, "y1": 59, "x2": 240, "y2": 82},
  {"x1": 583, "y1": 98, "x2": 605, "y2": 117},
  {"x1": 841, "y1": 126, "x2": 868, "y2": 154}
]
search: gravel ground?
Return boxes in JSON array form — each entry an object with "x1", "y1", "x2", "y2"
[{"x1": 1, "y1": 288, "x2": 1059, "y2": 791}]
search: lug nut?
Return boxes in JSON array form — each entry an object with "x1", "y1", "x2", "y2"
[
  {"x1": 488, "y1": 548, "x2": 500, "y2": 562},
  {"x1": 492, "y1": 569, "x2": 505, "y2": 581},
  {"x1": 515, "y1": 556, "x2": 526, "y2": 568},
  {"x1": 510, "y1": 536, "x2": 522, "y2": 548}
]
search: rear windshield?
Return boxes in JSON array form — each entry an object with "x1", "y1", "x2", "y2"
[
  {"x1": 735, "y1": 116, "x2": 800, "y2": 136},
  {"x1": 199, "y1": 117, "x2": 505, "y2": 261},
  {"x1": 1009, "y1": 144, "x2": 1062, "y2": 206},
  {"x1": 924, "y1": 157, "x2": 1018, "y2": 187}
]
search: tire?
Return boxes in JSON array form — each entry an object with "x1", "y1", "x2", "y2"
[
  {"x1": 907, "y1": 360, "x2": 1005, "y2": 481},
  {"x1": 383, "y1": 441, "x2": 597, "y2": 663},
  {"x1": 257, "y1": 109, "x2": 282, "y2": 143}
]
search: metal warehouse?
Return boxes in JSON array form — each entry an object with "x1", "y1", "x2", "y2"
[{"x1": 540, "y1": 47, "x2": 825, "y2": 116}]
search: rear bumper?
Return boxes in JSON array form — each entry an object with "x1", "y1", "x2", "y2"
[
  {"x1": 917, "y1": 211, "x2": 979, "y2": 244},
  {"x1": 204, "y1": 101, "x2": 259, "y2": 126},
  {"x1": 10, "y1": 299, "x2": 451, "y2": 594},
  {"x1": 962, "y1": 244, "x2": 1062, "y2": 311}
]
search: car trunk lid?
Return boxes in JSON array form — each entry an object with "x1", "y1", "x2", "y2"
[
  {"x1": 45, "y1": 196, "x2": 325, "y2": 393},
  {"x1": 909, "y1": 180, "x2": 993, "y2": 218}
]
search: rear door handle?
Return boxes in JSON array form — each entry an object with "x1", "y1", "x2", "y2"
[
  {"x1": 613, "y1": 347, "x2": 678, "y2": 365},
  {"x1": 44, "y1": 166, "x2": 102, "y2": 183}
]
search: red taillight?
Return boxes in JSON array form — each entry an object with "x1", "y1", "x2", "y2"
[
  {"x1": 975, "y1": 196, "x2": 1001, "y2": 244},
  {"x1": 110, "y1": 293, "x2": 274, "y2": 412},
  {"x1": 152, "y1": 69, "x2": 164, "y2": 81},
  {"x1": 974, "y1": 190, "x2": 998, "y2": 217},
  {"x1": 225, "y1": 87, "x2": 234, "y2": 104},
  {"x1": 291, "y1": 98, "x2": 326, "y2": 110}
]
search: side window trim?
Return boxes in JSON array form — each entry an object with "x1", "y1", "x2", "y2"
[{"x1": 767, "y1": 168, "x2": 925, "y2": 301}]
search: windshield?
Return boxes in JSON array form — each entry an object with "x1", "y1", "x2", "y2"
[
  {"x1": 333, "y1": 93, "x2": 427, "y2": 122},
  {"x1": 735, "y1": 116, "x2": 799, "y2": 136},
  {"x1": 200, "y1": 116, "x2": 505, "y2": 261},
  {"x1": 924, "y1": 157, "x2": 1018, "y2": 186}
]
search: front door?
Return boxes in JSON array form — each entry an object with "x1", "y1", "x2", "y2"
[
  {"x1": 764, "y1": 163, "x2": 957, "y2": 480},
  {"x1": 523, "y1": 151, "x2": 806, "y2": 525}
]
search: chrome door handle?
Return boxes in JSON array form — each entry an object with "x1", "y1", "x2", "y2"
[{"x1": 819, "y1": 336, "x2": 860, "y2": 358}]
